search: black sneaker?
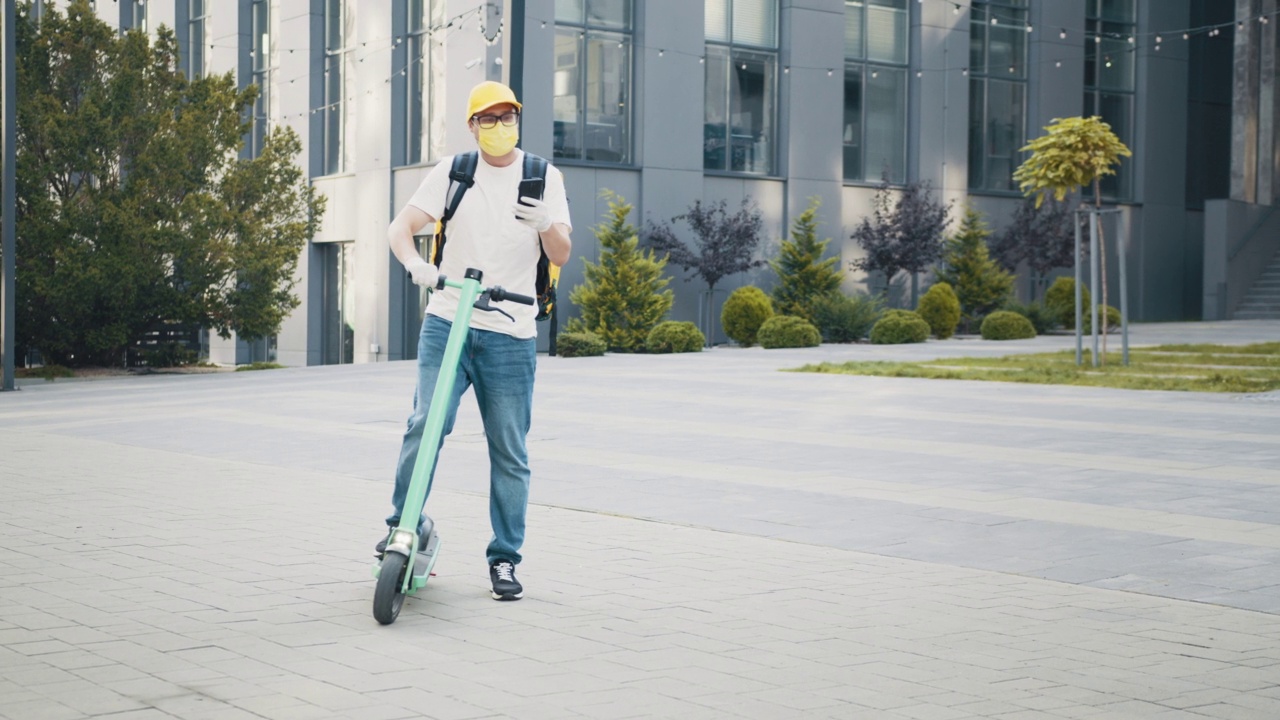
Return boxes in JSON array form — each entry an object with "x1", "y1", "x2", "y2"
[
  {"x1": 489, "y1": 560, "x2": 522, "y2": 601},
  {"x1": 375, "y1": 529, "x2": 428, "y2": 558}
]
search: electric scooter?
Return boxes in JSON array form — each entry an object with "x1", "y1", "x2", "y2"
[{"x1": 372, "y1": 268, "x2": 534, "y2": 625}]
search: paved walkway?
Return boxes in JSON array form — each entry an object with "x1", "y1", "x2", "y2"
[{"x1": 2, "y1": 321, "x2": 1279, "y2": 719}]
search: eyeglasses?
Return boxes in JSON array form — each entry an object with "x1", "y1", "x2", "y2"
[{"x1": 471, "y1": 111, "x2": 520, "y2": 129}]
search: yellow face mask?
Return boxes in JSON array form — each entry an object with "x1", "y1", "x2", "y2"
[{"x1": 477, "y1": 124, "x2": 519, "y2": 156}]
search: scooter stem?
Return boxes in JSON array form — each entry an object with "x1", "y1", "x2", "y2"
[{"x1": 396, "y1": 270, "x2": 484, "y2": 539}]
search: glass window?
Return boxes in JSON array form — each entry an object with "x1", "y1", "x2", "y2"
[
  {"x1": 322, "y1": 243, "x2": 354, "y2": 365},
  {"x1": 704, "y1": 0, "x2": 779, "y2": 174},
  {"x1": 186, "y1": 0, "x2": 206, "y2": 78},
  {"x1": 554, "y1": 1, "x2": 633, "y2": 164},
  {"x1": 843, "y1": 0, "x2": 908, "y2": 183},
  {"x1": 405, "y1": 0, "x2": 445, "y2": 165},
  {"x1": 123, "y1": 0, "x2": 147, "y2": 32},
  {"x1": 1084, "y1": 0, "x2": 1135, "y2": 199},
  {"x1": 249, "y1": 0, "x2": 271, "y2": 158},
  {"x1": 968, "y1": 0, "x2": 1028, "y2": 192},
  {"x1": 322, "y1": 0, "x2": 348, "y2": 175}
]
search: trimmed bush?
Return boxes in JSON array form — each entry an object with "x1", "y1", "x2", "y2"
[
  {"x1": 811, "y1": 292, "x2": 883, "y2": 343},
  {"x1": 556, "y1": 331, "x2": 607, "y2": 357},
  {"x1": 1004, "y1": 300, "x2": 1058, "y2": 335},
  {"x1": 980, "y1": 310, "x2": 1037, "y2": 340},
  {"x1": 757, "y1": 316, "x2": 821, "y2": 349},
  {"x1": 916, "y1": 282, "x2": 961, "y2": 339},
  {"x1": 721, "y1": 286, "x2": 774, "y2": 346},
  {"x1": 1083, "y1": 304, "x2": 1122, "y2": 333},
  {"x1": 1044, "y1": 277, "x2": 1090, "y2": 329},
  {"x1": 870, "y1": 310, "x2": 931, "y2": 345},
  {"x1": 645, "y1": 321, "x2": 705, "y2": 353}
]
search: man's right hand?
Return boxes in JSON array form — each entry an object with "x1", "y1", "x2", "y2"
[{"x1": 405, "y1": 257, "x2": 439, "y2": 288}]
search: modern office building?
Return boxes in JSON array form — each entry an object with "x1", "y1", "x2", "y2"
[{"x1": 44, "y1": 0, "x2": 1280, "y2": 365}]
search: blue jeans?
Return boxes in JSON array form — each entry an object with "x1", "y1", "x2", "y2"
[{"x1": 388, "y1": 315, "x2": 536, "y2": 565}]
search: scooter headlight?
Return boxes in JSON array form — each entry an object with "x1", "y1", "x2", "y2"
[{"x1": 387, "y1": 530, "x2": 417, "y2": 553}]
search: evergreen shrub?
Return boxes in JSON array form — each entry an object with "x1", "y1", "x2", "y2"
[
  {"x1": 1004, "y1": 300, "x2": 1058, "y2": 335},
  {"x1": 1083, "y1": 305, "x2": 1122, "y2": 333},
  {"x1": 811, "y1": 292, "x2": 884, "y2": 343},
  {"x1": 645, "y1": 322, "x2": 705, "y2": 353},
  {"x1": 556, "y1": 331, "x2": 608, "y2": 357},
  {"x1": 721, "y1": 286, "x2": 774, "y2": 346},
  {"x1": 757, "y1": 316, "x2": 821, "y2": 349},
  {"x1": 567, "y1": 192, "x2": 674, "y2": 352},
  {"x1": 1044, "y1": 277, "x2": 1090, "y2": 329},
  {"x1": 916, "y1": 282, "x2": 961, "y2": 339},
  {"x1": 980, "y1": 311, "x2": 1037, "y2": 340},
  {"x1": 869, "y1": 310, "x2": 931, "y2": 344}
]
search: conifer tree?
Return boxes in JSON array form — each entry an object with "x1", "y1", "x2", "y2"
[
  {"x1": 769, "y1": 198, "x2": 843, "y2": 324},
  {"x1": 936, "y1": 209, "x2": 1014, "y2": 332},
  {"x1": 567, "y1": 192, "x2": 674, "y2": 352}
]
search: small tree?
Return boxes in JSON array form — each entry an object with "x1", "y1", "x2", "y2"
[
  {"x1": 990, "y1": 198, "x2": 1077, "y2": 301},
  {"x1": 12, "y1": 2, "x2": 324, "y2": 366},
  {"x1": 850, "y1": 176, "x2": 951, "y2": 307},
  {"x1": 566, "y1": 192, "x2": 673, "y2": 352},
  {"x1": 936, "y1": 209, "x2": 1014, "y2": 332},
  {"x1": 769, "y1": 197, "x2": 842, "y2": 324},
  {"x1": 644, "y1": 198, "x2": 767, "y2": 343},
  {"x1": 1013, "y1": 116, "x2": 1131, "y2": 360}
]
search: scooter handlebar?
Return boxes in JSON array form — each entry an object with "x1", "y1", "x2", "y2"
[
  {"x1": 435, "y1": 275, "x2": 534, "y2": 306},
  {"x1": 488, "y1": 286, "x2": 535, "y2": 306}
]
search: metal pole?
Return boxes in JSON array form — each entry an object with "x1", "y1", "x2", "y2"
[
  {"x1": 1074, "y1": 209, "x2": 1082, "y2": 367},
  {"x1": 1118, "y1": 211, "x2": 1129, "y2": 366},
  {"x1": 1089, "y1": 210, "x2": 1100, "y2": 368},
  {"x1": 3, "y1": 0, "x2": 17, "y2": 391}
]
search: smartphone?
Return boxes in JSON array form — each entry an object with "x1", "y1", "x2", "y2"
[{"x1": 517, "y1": 177, "x2": 545, "y2": 206}]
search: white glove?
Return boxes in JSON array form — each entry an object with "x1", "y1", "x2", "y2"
[
  {"x1": 513, "y1": 197, "x2": 553, "y2": 233},
  {"x1": 404, "y1": 256, "x2": 439, "y2": 288}
]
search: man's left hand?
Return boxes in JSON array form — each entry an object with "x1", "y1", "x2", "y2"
[{"x1": 513, "y1": 197, "x2": 553, "y2": 233}]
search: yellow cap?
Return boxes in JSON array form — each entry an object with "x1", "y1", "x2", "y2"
[{"x1": 466, "y1": 81, "x2": 522, "y2": 119}]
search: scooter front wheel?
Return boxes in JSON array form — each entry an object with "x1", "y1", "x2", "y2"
[{"x1": 373, "y1": 553, "x2": 407, "y2": 625}]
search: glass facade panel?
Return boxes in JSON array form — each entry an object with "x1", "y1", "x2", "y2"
[
  {"x1": 704, "y1": 47, "x2": 732, "y2": 170},
  {"x1": 404, "y1": 0, "x2": 443, "y2": 165},
  {"x1": 968, "y1": 0, "x2": 1028, "y2": 191},
  {"x1": 865, "y1": 67, "x2": 907, "y2": 181},
  {"x1": 555, "y1": 6, "x2": 632, "y2": 164},
  {"x1": 728, "y1": 50, "x2": 775, "y2": 173},
  {"x1": 557, "y1": 0, "x2": 584, "y2": 23},
  {"x1": 322, "y1": 0, "x2": 345, "y2": 175},
  {"x1": 322, "y1": 243, "x2": 354, "y2": 366},
  {"x1": 1085, "y1": 0, "x2": 1135, "y2": 199},
  {"x1": 250, "y1": 0, "x2": 270, "y2": 158},
  {"x1": 705, "y1": 0, "x2": 779, "y2": 173},
  {"x1": 731, "y1": 0, "x2": 777, "y2": 47},
  {"x1": 587, "y1": 0, "x2": 630, "y2": 29},
  {"x1": 705, "y1": 0, "x2": 729, "y2": 41},
  {"x1": 187, "y1": 0, "x2": 206, "y2": 78},
  {"x1": 866, "y1": 0, "x2": 907, "y2": 64},
  {"x1": 844, "y1": 2, "x2": 864, "y2": 59},
  {"x1": 843, "y1": 64, "x2": 863, "y2": 181},
  {"x1": 844, "y1": 0, "x2": 908, "y2": 183}
]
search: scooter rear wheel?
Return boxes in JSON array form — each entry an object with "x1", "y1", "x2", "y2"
[{"x1": 373, "y1": 553, "x2": 407, "y2": 625}]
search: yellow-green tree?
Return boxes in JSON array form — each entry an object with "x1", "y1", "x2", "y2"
[{"x1": 1013, "y1": 116, "x2": 1131, "y2": 360}]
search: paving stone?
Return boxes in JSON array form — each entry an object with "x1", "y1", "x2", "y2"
[{"x1": 3, "y1": 320, "x2": 1280, "y2": 719}]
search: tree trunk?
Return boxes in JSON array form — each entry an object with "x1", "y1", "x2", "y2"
[
  {"x1": 1094, "y1": 181, "x2": 1108, "y2": 365},
  {"x1": 910, "y1": 272, "x2": 919, "y2": 309}
]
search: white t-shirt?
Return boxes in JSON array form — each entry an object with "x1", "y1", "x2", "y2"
[{"x1": 407, "y1": 150, "x2": 572, "y2": 339}]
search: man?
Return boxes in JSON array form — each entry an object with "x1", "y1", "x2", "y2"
[{"x1": 382, "y1": 81, "x2": 572, "y2": 601}]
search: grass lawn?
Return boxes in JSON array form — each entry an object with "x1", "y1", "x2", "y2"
[{"x1": 792, "y1": 342, "x2": 1280, "y2": 393}]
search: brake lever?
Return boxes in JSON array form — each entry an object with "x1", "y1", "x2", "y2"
[{"x1": 473, "y1": 292, "x2": 515, "y2": 323}]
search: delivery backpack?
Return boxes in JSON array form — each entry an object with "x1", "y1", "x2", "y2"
[{"x1": 428, "y1": 151, "x2": 560, "y2": 321}]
